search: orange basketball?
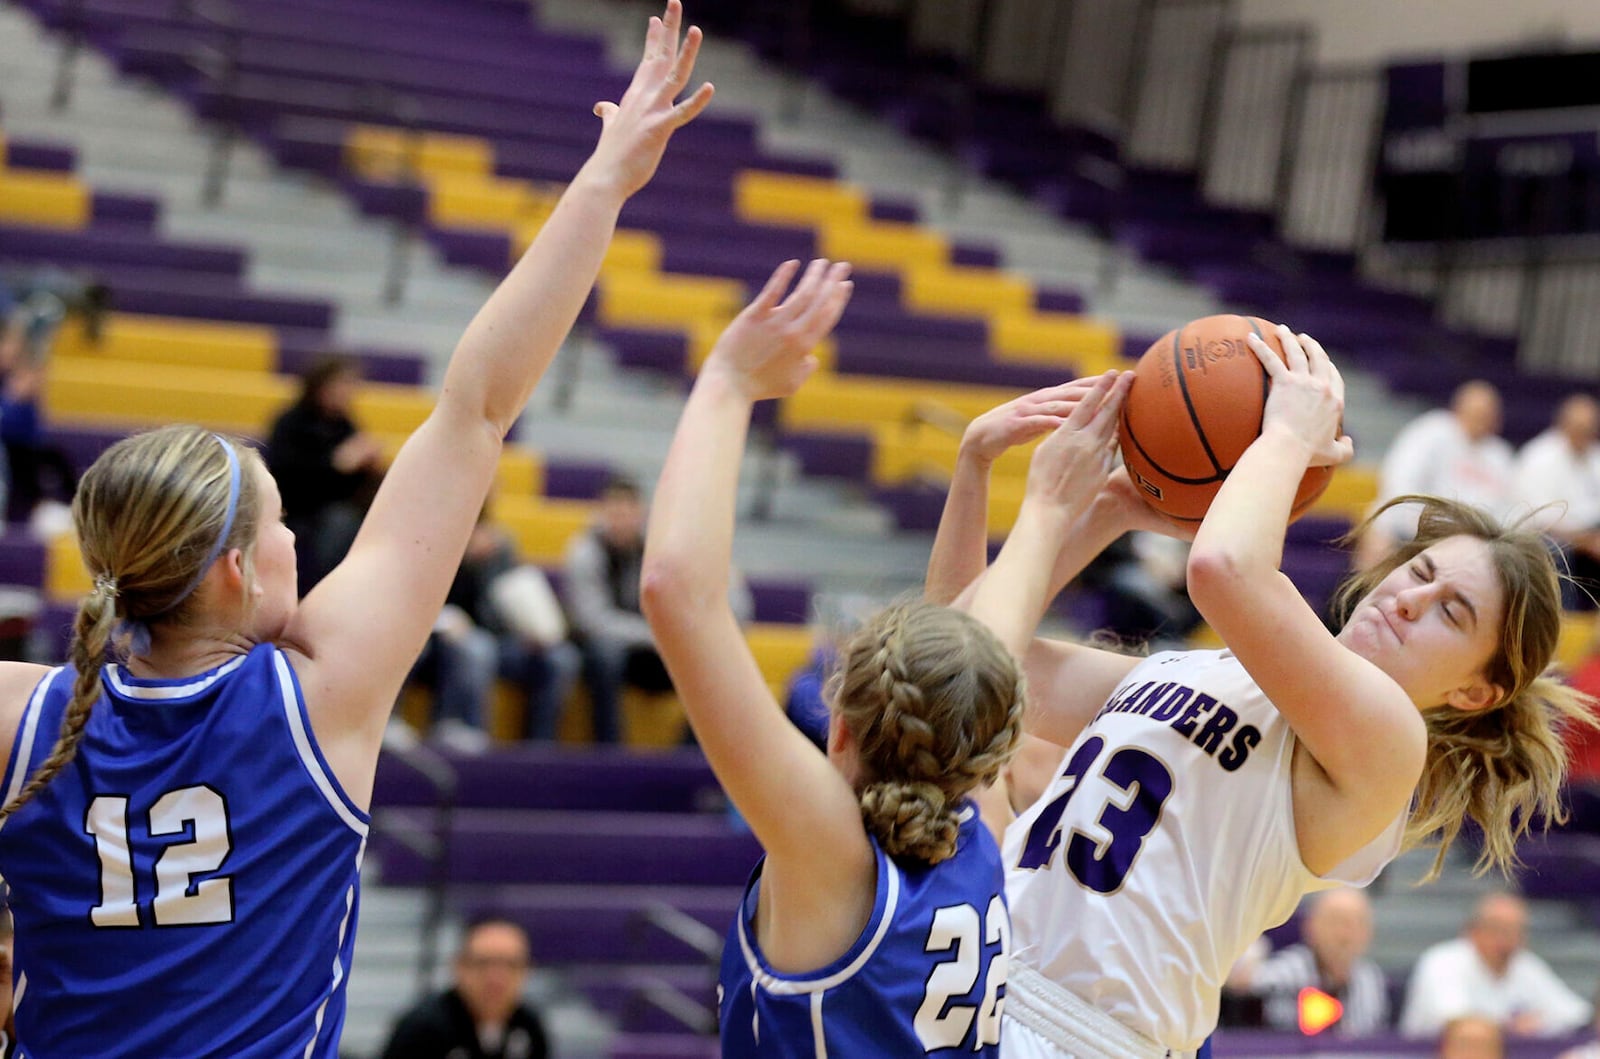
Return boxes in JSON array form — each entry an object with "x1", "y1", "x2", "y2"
[{"x1": 1117, "y1": 314, "x2": 1333, "y2": 526}]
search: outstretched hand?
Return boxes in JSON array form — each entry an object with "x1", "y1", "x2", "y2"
[
  {"x1": 584, "y1": 0, "x2": 716, "y2": 199},
  {"x1": 962, "y1": 377, "x2": 1115, "y2": 466},
  {"x1": 1246, "y1": 325, "x2": 1353, "y2": 468},
  {"x1": 704, "y1": 258, "x2": 854, "y2": 402},
  {"x1": 1023, "y1": 370, "x2": 1132, "y2": 516}
]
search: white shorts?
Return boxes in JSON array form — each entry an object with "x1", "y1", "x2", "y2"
[{"x1": 1002, "y1": 964, "x2": 1193, "y2": 1059}]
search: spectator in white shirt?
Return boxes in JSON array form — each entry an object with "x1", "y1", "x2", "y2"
[
  {"x1": 1358, "y1": 381, "x2": 1517, "y2": 570},
  {"x1": 1245, "y1": 888, "x2": 1391, "y2": 1035},
  {"x1": 1516, "y1": 394, "x2": 1600, "y2": 609},
  {"x1": 1401, "y1": 892, "x2": 1592, "y2": 1038}
]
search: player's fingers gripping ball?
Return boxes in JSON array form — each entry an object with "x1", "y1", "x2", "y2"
[{"x1": 1117, "y1": 314, "x2": 1334, "y2": 527}]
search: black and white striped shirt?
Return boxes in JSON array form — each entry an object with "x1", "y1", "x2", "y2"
[{"x1": 1253, "y1": 943, "x2": 1390, "y2": 1035}]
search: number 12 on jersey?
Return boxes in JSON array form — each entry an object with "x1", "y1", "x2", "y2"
[
  {"x1": 85, "y1": 784, "x2": 234, "y2": 927},
  {"x1": 1016, "y1": 736, "x2": 1174, "y2": 894}
]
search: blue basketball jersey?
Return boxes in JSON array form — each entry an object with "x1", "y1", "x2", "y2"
[
  {"x1": 719, "y1": 808, "x2": 1009, "y2": 1057},
  {"x1": 0, "y1": 644, "x2": 369, "y2": 1058}
]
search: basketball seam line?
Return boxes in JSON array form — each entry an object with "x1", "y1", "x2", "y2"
[{"x1": 1172, "y1": 323, "x2": 1225, "y2": 478}]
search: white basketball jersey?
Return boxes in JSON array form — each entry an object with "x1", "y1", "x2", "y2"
[{"x1": 1002, "y1": 648, "x2": 1405, "y2": 1051}]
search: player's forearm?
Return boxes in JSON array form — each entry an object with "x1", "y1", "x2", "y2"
[
  {"x1": 642, "y1": 371, "x2": 750, "y2": 614},
  {"x1": 1045, "y1": 491, "x2": 1132, "y2": 598},
  {"x1": 926, "y1": 446, "x2": 994, "y2": 605},
  {"x1": 1188, "y1": 428, "x2": 1307, "y2": 596},
  {"x1": 971, "y1": 501, "x2": 1073, "y2": 661},
  {"x1": 439, "y1": 175, "x2": 625, "y2": 436}
]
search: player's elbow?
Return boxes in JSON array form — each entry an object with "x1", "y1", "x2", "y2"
[
  {"x1": 639, "y1": 556, "x2": 714, "y2": 628},
  {"x1": 1185, "y1": 547, "x2": 1248, "y2": 612}
]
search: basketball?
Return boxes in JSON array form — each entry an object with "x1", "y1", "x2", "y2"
[{"x1": 1117, "y1": 314, "x2": 1334, "y2": 526}]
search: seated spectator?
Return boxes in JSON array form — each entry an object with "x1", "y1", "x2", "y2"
[
  {"x1": 0, "y1": 265, "x2": 109, "y2": 354},
  {"x1": 405, "y1": 508, "x2": 582, "y2": 750},
  {"x1": 1357, "y1": 380, "x2": 1517, "y2": 571},
  {"x1": 1558, "y1": 991, "x2": 1600, "y2": 1059},
  {"x1": 1401, "y1": 892, "x2": 1592, "y2": 1037},
  {"x1": 1515, "y1": 394, "x2": 1600, "y2": 609},
  {"x1": 1438, "y1": 1015, "x2": 1504, "y2": 1059},
  {"x1": 379, "y1": 917, "x2": 549, "y2": 1059},
  {"x1": 1238, "y1": 888, "x2": 1390, "y2": 1035},
  {"x1": 265, "y1": 357, "x2": 384, "y2": 593},
  {"x1": 564, "y1": 474, "x2": 751, "y2": 743}
]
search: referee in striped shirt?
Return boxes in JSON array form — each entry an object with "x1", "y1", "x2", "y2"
[{"x1": 1247, "y1": 888, "x2": 1391, "y2": 1035}]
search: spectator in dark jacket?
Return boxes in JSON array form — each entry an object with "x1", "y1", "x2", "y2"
[
  {"x1": 380, "y1": 918, "x2": 549, "y2": 1059},
  {"x1": 265, "y1": 357, "x2": 383, "y2": 593}
]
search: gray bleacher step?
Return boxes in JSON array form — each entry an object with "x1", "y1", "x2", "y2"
[
  {"x1": 336, "y1": 309, "x2": 482, "y2": 358},
  {"x1": 248, "y1": 262, "x2": 495, "y2": 320}
]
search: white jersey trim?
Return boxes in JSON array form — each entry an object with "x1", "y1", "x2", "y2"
[
  {"x1": 273, "y1": 651, "x2": 368, "y2": 838},
  {"x1": 104, "y1": 656, "x2": 247, "y2": 700},
  {"x1": 303, "y1": 862, "x2": 362, "y2": 1059},
  {"x1": 0, "y1": 668, "x2": 62, "y2": 825},
  {"x1": 1005, "y1": 964, "x2": 1172, "y2": 1059},
  {"x1": 736, "y1": 855, "x2": 903, "y2": 997},
  {"x1": 810, "y1": 992, "x2": 827, "y2": 1059}
]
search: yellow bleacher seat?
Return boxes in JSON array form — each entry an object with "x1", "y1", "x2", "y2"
[
  {"x1": 903, "y1": 265, "x2": 1033, "y2": 317},
  {"x1": 597, "y1": 272, "x2": 745, "y2": 331},
  {"x1": 53, "y1": 314, "x2": 276, "y2": 373},
  {"x1": 817, "y1": 220, "x2": 948, "y2": 271},
  {"x1": 779, "y1": 374, "x2": 1022, "y2": 433},
  {"x1": 869, "y1": 420, "x2": 1034, "y2": 485},
  {"x1": 350, "y1": 384, "x2": 433, "y2": 435},
  {"x1": 490, "y1": 494, "x2": 595, "y2": 564},
  {"x1": 44, "y1": 356, "x2": 293, "y2": 433},
  {"x1": 345, "y1": 125, "x2": 495, "y2": 181},
  {"x1": 990, "y1": 312, "x2": 1121, "y2": 375},
  {"x1": 1557, "y1": 612, "x2": 1597, "y2": 672},
  {"x1": 1309, "y1": 465, "x2": 1378, "y2": 520},
  {"x1": 46, "y1": 532, "x2": 89, "y2": 601},
  {"x1": 371, "y1": 434, "x2": 543, "y2": 498},
  {"x1": 746, "y1": 623, "x2": 816, "y2": 687},
  {"x1": 426, "y1": 174, "x2": 552, "y2": 230},
  {"x1": 0, "y1": 170, "x2": 90, "y2": 228},
  {"x1": 734, "y1": 171, "x2": 867, "y2": 226}
]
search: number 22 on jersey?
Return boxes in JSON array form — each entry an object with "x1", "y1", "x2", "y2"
[
  {"x1": 1016, "y1": 736, "x2": 1174, "y2": 894},
  {"x1": 85, "y1": 784, "x2": 234, "y2": 927}
]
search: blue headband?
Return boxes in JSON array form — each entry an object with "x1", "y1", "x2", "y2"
[{"x1": 117, "y1": 434, "x2": 243, "y2": 654}]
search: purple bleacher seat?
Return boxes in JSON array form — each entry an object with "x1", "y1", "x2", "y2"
[
  {"x1": 374, "y1": 745, "x2": 721, "y2": 813},
  {"x1": 451, "y1": 884, "x2": 741, "y2": 965},
  {"x1": 836, "y1": 307, "x2": 987, "y2": 343},
  {"x1": 4, "y1": 140, "x2": 76, "y2": 172},
  {"x1": 832, "y1": 345, "x2": 1067, "y2": 390},
  {"x1": 574, "y1": 965, "x2": 717, "y2": 1034},
  {"x1": 371, "y1": 809, "x2": 762, "y2": 887},
  {"x1": 32, "y1": 601, "x2": 76, "y2": 663},
  {"x1": 337, "y1": 177, "x2": 428, "y2": 224},
  {"x1": 1513, "y1": 833, "x2": 1600, "y2": 900},
  {"x1": 540, "y1": 461, "x2": 614, "y2": 501},
  {"x1": 274, "y1": 334, "x2": 427, "y2": 386},
  {"x1": 780, "y1": 432, "x2": 874, "y2": 481},
  {"x1": 598, "y1": 327, "x2": 688, "y2": 378},
  {"x1": 1033, "y1": 287, "x2": 1085, "y2": 315},
  {"x1": 78, "y1": 267, "x2": 334, "y2": 329},
  {"x1": 88, "y1": 192, "x2": 158, "y2": 228},
  {"x1": 0, "y1": 533, "x2": 46, "y2": 589},
  {"x1": 873, "y1": 483, "x2": 947, "y2": 533},
  {"x1": 0, "y1": 223, "x2": 246, "y2": 277},
  {"x1": 39, "y1": 425, "x2": 123, "y2": 478},
  {"x1": 748, "y1": 580, "x2": 811, "y2": 624},
  {"x1": 608, "y1": 1034, "x2": 719, "y2": 1059},
  {"x1": 1284, "y1": 516, "x2": 1351, "y2": 548},
  {"x1": 1558, "y1": 782, "x2": 1600, "y2": 835},
  {"x1": 868, "y1": 197, "x2": 920, "y2": 224},
  {"x1": 426, "y1": 226, "x2": 511, "y2": 273}
]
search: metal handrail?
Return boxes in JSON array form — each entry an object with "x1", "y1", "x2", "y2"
[
  {"x1": 371, "y1": 742, "x2": 459, "y2": 998},
  {"x1": 625, "y1": 900, "x2": 723, "y2": 1036}
]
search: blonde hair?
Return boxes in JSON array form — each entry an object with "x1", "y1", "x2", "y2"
[
  {"x1": 1336, "y1": 495, "x2": 1597, "y2": 880},
  {"x1": 832, "y1": 602, "x2": 1025, "y2": 864},
  {"x1": 0, "y1": 426, "x2": 261, "y2": 824}
]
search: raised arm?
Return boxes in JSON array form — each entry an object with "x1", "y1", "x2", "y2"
[
  {"x1": 285, "y1": 1, "x2": 715, "y2": 796},
  {"x1": 925, "y1": 382, "x2": 1084, "y2": 605},
  {"x1": 640, "y1": 261, "x2": 858, "y2": 934},
  {"x1": 1185, "y1": 327, "x2": 1424, "y2": 871}
]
